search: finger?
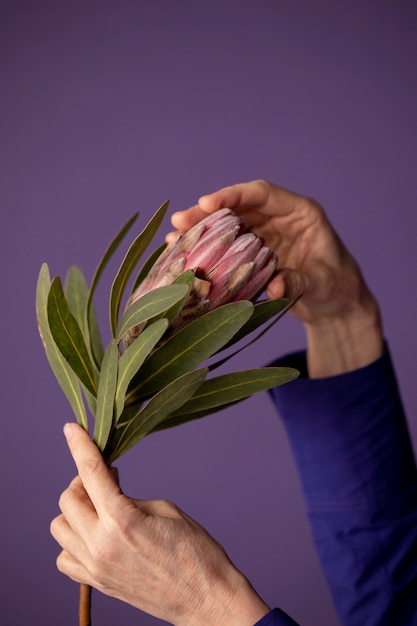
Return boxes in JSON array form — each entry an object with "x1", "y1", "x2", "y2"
[
  {"x1": 56, "y1": 550, "x2": 94, "y2": 586},
  {"x1": 197, "y1": 179, "x2": 291, "y2": 216},
  {"x1": 170, "y1": 183, "x2": 259, "y2": 233},
  {"x1": 50, "y1": 513, "x2": 91, "y2": 565},
  {"x1": 171, "y1": 186, "x2": 249, "y2": 231},
  {"x1": 172, "y1": 180, "x2": 299, "y2": 233},
  {"x1": 170, "y1": 204, "x2": 207, "y2": 232},
  {"x1": 57, "y1": 477, "x2": 98, "y2": 537},
  {"x1": 63, "y1": 423, "x2": 123, "y2": 519},
  {"x1": 198, "y1": 183, "x2": 262, "y2": 212},
  {"x1": 169, "y1": 181, "x2": 266, "y2": 235},
  {"x1": 266, "y1": 268, "x2": 309, "y2": 302},
  {"x1": 164, "y1": 229, "x2": 181, "y2": 244}
]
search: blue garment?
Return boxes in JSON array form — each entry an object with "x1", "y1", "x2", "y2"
[{"x1": 256, "y1": 348, "x2": 417, "y2": 626}]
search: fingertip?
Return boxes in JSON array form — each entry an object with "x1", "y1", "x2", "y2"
[
  {"x1": 170, "y1": 211, "x2": 183, "y2": 227},
  {"x1": 271, "y1": 268, "x2": 307, "y2": 302},
  {"x1": 165, "y1": 230, "x2": 180, "y2": 244},
  {"x1": 63, "y1": 422, "x2": 76, "y2": 441},
  {"x1": 265, "y1": 275, "x2": 285, "y2": 300},
  {"x1": 197, "y1": 193, "x2": 218, "y2": 211}
]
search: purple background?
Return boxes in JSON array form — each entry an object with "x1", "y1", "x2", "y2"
[{"x1": 1, "y1": 2, "x2": 416, "y2": 625}]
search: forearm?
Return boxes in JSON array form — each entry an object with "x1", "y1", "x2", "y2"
[{"x1": 305, "y1": 292, "x2": 384, "y2": 378}]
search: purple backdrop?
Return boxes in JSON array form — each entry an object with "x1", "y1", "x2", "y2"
[{"x1": 1, "y1": 1, "x2": 416, "y2": 625}]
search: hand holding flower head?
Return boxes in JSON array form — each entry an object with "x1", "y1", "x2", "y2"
[{"x1": 171, "y1": 180, "x2": 383, "y2": 377}]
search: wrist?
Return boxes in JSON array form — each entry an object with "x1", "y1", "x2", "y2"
[
  {"x1": 305, "y1": 295, "x2": 384, "y2": 378},
  {"x1": 182, "y1": 569, "x2": 270, "y2": 626}
]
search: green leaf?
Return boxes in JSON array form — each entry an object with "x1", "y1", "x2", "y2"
[
  {"x1": 83, "y1": 388, "x2": 97, "y2": 418},
  {"x1": 47, "y1": 277, "x2": 98, "y2": 397},
  {"x1": 65, "y1": 266, "x2": 104, "y2": 368},
  {"x1": 87, "y1": 299, "x2": 105, "y2": 368},
  {"x1": 109, "y1": 201, "x2": 170, "y2": 336},
  {"x1": 150, "y1": 399, "x2": 244, "y2": 433},
  {"x1": 220, "y1": 299, "x2": 289, "y2": 350},
  {"x1": 86, "y1": 213, "x2": 139, "y2": 363},
  {"x1": 108, "y1": 368, "x2": 208, "y2": 462},
  {"x1": 115, "y1": 318, "x2": 169, "y2": 421},
  {"x1": 93, "y1": 340, "x2": 118, "y2": 452},
  {"x1": 115, "y1": 284, "x2": 188, "y2": 343},
  {"x1": 150, "y1": 367, "x2": 299, "y2": 433},
  {"x1": 208, "y1": 297, "x2": 296, "y2": 371},
  {"x1": 166, "y1": 367, "x2": 299, "y2": 414},
  {"x1": 126, "y1": 301, "x2": 254, "y2": 402},
  {"x1": 126, "y1": 270, "x2": 195, "y2": 333},
  {"x1": 65, "y1": 266, "x2": 88, "y2": 330},
  {"x1": 130, "y1": 242, "x2": 167, "y2": 293},
  {"x1": 36, "y1": 264, "x2": 88, "y2": 430}
]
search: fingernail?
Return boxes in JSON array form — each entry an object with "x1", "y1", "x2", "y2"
[{"x1": 63, "y1": 423, "x2": 73, "y2": 440}]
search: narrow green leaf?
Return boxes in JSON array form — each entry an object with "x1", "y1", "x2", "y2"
[
  {"x1": 83, "y1": 388, "x2": 97, "y2": 418},
  {"x1": 87, "y1": 300, "x2": 105, "y2": 368},
  {"x1": 116, "y1": 284, "x2": 188, "y2": 343},
  {"x1": 109, "y1": 201, "x2": 170, "y2": 336},
  {"x1": 86, "y1": 213, "x2": 138, "y2": 322},
  {"x1": 47, "y1": 277, "x2": 98, "y2": 397},
  {"x1": 131, "y1": 242, "x2": 167, "y2": 293},
  {"x1": 109, "y1": 368, "x2": 208, "y2": 462},
  {"x1": 168, "y1": 367, "x2": 299, "y2": 414},
  {"x1": 36, "y1": 264, "x2": 88, "y2": 430},
  {"x1": 208, "y1": 296, "x2": 297, "y2": 371},
  {"x1": 126, "y1": 301, "x2": 253, "y2": 401},
  {"x1": 150, "y1": 367, "x2": 299, "y2": 433},
  {"x1": 86, "y1": 213, "x2": 139, "y2": 362},
  {"x1": 65, "y1": 266, "x2": 88, "y2": 330},
  {"x1": 220, "y1": 299, "x2": 289, "y2": 350},
  {"x1": 136, "y1": 270, "x2": 195, "y2": 330},
  {"x1": 65, "y1": 266, "x2": 104, "y2": 368},
  {"x1": 93, "y1": 340, "x2": 119, "y2": 452},
  {"x1": 115, "y1": 318, "x2": 169, "y2": 420},
  {"x1": 150, "y1": 399, "x2": 244, "y2": 433}
]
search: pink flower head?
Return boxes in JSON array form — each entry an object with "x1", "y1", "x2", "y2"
[{"x1": 123, "y1": 208, "x2": 277, "y2": 345}]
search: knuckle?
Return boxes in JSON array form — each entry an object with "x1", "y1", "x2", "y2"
[
  {"x1": 89, "y1": 534, "x2": 113, "y2": 568},
  {"x1": 82, "y1": 456, "x2": 103, "y2": 479},
  {"x1": 58, "y1": 487, "x2": 71, "y2": 512},
  {"x1": 56, "y1": 551, "x2": 66, "y2": 573},
  {"x1": 155, "y1": 498, "x2": 181, "y2": 517},
  {"x1": 49, "y1": 516, "x2": 59, "y2": 537},
  {"x1": 89, "y1": 561, "x2": 106, "y2": 586}
]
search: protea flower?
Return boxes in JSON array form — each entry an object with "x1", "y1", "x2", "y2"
[
  {"x1": 123, "y1": 208, "x2": 277, "y2": 345},
  {"x1": 37, "y1": 200, "x2": 297, "y2": 626}
]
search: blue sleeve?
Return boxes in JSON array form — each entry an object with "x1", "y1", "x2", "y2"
[
  {"x1": 254, "y1": 608, "x2": 300, "y2": 625},
  {"x1": 268, "y1": 347, "x2": 417, "y2": 626}
]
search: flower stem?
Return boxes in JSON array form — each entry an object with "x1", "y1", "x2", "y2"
[{"x1": 79, "y1": 583, "x2": 92, "y2": 626}]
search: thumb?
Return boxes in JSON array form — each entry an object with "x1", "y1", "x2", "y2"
[{"x1": 63, "y1": 423, "x2": 122, "y2": 518}]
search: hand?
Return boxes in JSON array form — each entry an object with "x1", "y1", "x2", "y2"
[
  {"x1": 50, "y1": 423, "x2": 270, "y2": 626},
  {"x1": 170, "y1": 180, "x2": 383, "y2": 376}
]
